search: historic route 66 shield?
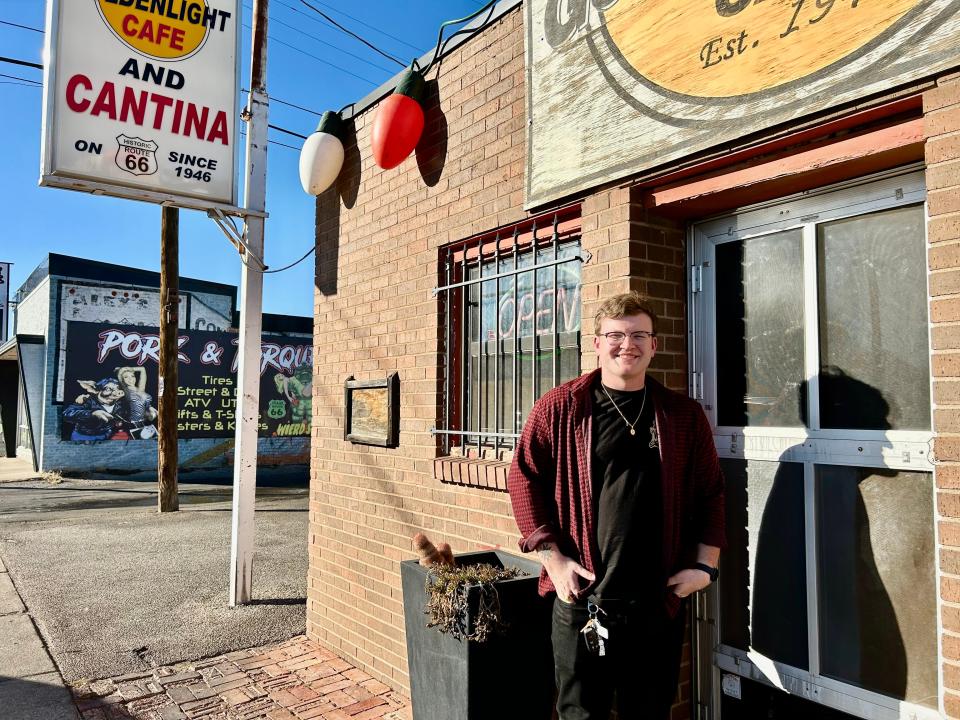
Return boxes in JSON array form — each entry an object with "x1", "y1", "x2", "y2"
[{"x1": 115, "y1": 135, "x2": 158, "y2": 176}]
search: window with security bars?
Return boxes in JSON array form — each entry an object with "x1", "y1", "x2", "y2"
[{"x1": 434, "y1": 206, "x2": 585, "y2": 455}]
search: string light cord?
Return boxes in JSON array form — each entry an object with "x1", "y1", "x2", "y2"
[
  {"x1": 210, "y1": 209, "x2": 314, "y2": 275},
  {"x1": 423, "y1": 0, "x2": 499, "y2": 75},
  {"x1": 261, "y1": 246, "x2": 315, "y2": 273},
  {"x1": 298, "y1": 0, "x2": 406, "y2": 68}
]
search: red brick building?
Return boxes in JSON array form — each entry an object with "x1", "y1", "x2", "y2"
[{"x1": 309, "y1": 2, "x2": 959, "y2": 718}]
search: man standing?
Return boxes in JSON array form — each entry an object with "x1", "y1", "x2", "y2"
[{"x1": 507, "y1": 291, "x2": 725, "y2": 720}]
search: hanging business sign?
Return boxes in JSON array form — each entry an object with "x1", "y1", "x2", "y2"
[
  {"x1": 40, "y1": 0, "x2": 241, "y2": 209},
  {"x1": 0, "y1": 262, "x2": 9, "y2": 343},
  {"x1": 525, "y1": 0, "x2": 960, "y2": 208}
]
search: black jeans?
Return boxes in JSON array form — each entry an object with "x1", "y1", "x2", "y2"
[{"x1": 551, "y1": 596, "x2": 687, "y2": 720}]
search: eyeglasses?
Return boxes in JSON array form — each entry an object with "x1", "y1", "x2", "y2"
[{"x1": 599, "y1": 331, "x2": 656, "y2": 345}]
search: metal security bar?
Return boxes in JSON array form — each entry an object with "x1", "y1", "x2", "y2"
[{"x1": 432, "y1": 205, "x2": 587, "y2": 456}]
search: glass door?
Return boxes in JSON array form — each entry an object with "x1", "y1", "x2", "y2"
[{"x1": 690, "y1": 170, "x2": 938, "y2": 720}]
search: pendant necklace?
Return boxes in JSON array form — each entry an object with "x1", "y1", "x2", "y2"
[{"x1": 601, "y1": 383, "x2": 646, "y2": 436}]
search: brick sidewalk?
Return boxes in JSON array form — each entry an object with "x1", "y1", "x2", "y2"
[{"x1": 70, "y1": 636, "x2": 411, "y2": 720}]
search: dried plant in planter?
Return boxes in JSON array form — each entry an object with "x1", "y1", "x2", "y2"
[{"x1": 424, "y1": 562, "x2": 525, "y2": 643}]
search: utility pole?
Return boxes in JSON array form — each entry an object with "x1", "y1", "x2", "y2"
[
  {"x1": 158, "y1": 205, "x2": 180, "y2": 512},
  {"x1": 229, "y1": 0, "x2": 269, "y2": 605}
]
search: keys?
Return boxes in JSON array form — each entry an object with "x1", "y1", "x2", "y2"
[{"x1": 580, "y1": 601, "x2": 609, "y2": 656}]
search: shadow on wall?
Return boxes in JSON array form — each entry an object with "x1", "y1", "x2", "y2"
[
  {"x1": 317, "y1": 186, "x2": 342, "y2": 298},
  {"x1": 337, "y1": 116, "x2": 361, "y2": 209},
  {"x1": 416, "y1": 78, "x2": 448, "y2": 187},
  {"x1": 315, "y1": 117, "x2": 360, "y2": 298},
  {"x1": 750, "y1": 369, "x2": 911, "y2": 704}
]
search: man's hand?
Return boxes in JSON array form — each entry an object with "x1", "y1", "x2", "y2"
[
  {"x1": 92, "y1": 410, "x2": 114, "y2": 422},
  {"x1": 666, "y1": 568, "x2": 712, "y2": 598},
  {"x1": 537, "y1": 543, "x2": 595, "y2": 603}
]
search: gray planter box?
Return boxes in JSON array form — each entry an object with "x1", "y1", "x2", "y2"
[{"x1": 400, "y1": 549, "x2": 554, "y2": 720}]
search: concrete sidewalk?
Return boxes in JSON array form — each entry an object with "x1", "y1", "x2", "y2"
[
  {"x1": 0, "y1": 475, "x2": 309, "y2": 682},
  {"x1": 2, "y1": 553, "x2": 411, "y2": 720},
  {"x1": 0, "y1": 553, "x2": 79, "y2": 720},
  {"x1": 0, "y1": 455, "x2": 38, "y2": 483},
  {"x1": 0, "y1": 457, "x2": 410, "y2": 719}
]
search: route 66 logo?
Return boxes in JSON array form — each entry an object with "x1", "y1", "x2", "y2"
[
  {"x1": 267, "y1": 399, "x2": 287, "y2": 420},
  {"x1": 115, "y1": 135, "x2": 158, "y2": 176}
]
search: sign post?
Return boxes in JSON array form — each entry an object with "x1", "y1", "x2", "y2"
[
  {"x1": 158, "y1": 206, "x2": 180, "y2": 512},
  {"x1": 230, "y1": 0, "x2": 269, "y2": 607},
  {"x1": 41, "y1": 0, "x2": 272, "y2": 602}
]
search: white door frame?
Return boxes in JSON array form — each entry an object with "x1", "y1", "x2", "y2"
[{"x1": 688, "y1": 167, "x2": 939, "y2": 720}]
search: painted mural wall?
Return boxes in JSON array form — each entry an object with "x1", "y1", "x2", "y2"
[{"x1": 60, "y1": 322, "x2": 312, "y2": 442}]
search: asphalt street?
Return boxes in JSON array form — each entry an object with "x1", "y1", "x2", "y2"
[{"x1": 0, "y1": 473, "x2": 309, "y2": 684}]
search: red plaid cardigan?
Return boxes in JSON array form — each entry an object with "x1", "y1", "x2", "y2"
[{"x1": 507, "y1": 369, "x2": 726, "y2": 617}]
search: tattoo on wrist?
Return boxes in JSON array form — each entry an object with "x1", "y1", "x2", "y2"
[{"x1": 537, "y1": 543, "x2": 554, "y2": 560}]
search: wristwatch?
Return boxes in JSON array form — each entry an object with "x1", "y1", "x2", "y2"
[{"x1": 694, "y1": 562, "x2": 719, "y2": 582}]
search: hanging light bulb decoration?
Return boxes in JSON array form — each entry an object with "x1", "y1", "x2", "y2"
[
  {"x1": 299, "y1": 110, "x2": 345, "y2": 196},
  {"x1": 371, "y1": 65, "x2": 426, "y2": 170}
]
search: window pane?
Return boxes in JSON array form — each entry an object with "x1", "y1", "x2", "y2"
[
  {"x1": 816, "y1": 466, "x2": 936, "y2": 706},
  {"x1": 715, "y1": 231, "x2": 805, "y2": 428},
  {"x1": 817, "y1": 206, "x2": 929, "y2": 430},
  {"x1": 465, "y1": 242, "x2": 581, "y2": 444},
  {"x1": 719, "y1": 458, "x2": 808, "y2": 670}
]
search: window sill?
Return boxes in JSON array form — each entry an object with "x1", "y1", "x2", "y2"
[{"x1": 434, "y1": 455, "x2": 511, "y2": 492}]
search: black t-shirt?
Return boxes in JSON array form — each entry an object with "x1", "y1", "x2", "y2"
[{"x1": 590, "y1": 377, "x2": 662, "y2": 603}]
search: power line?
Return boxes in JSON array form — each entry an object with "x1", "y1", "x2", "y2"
[
  {"x1": 242, "y1": 22, "x2": 380, "y2": 86},
  {"x1": 240, "y1": 128, "x2": 301, "y2": 152},
  {"x1": 268, "y1": 123, "x2": 307, "y2": 140},
  {"x1": 0, "y1": 19, "x2": 43, "y2": 33},
  {"x1": 0, "y1": 55, "x2": 42, "y2": 70},
  {"x1": 241, "y1": 2, "x2": 393, "y2": 75},
  {"x1": 0, "y1": 72, "x2": 41, "y2": 86},
  {"x1": 298, "y1": 0, "x2": 406, "y2": 68},
  {"x1": 244, "y1": 89, "x2": 322, "y2": 118},
  {"x1": 273, "y1": 0, "x2": 422, "y2": 55},
  {"x1": 0, "y1": 47, "x2": 330, "y2": 124},
  {"x1": 0, "y1": 52, "x2": 320, "y2": 139}
]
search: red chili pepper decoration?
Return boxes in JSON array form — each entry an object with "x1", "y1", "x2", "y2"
[{"x1": 371, "y1": 67, "x2": 426, "y2": 170}]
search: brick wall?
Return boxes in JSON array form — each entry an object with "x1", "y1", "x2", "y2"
[
  {"x1": 309, "y1": 5, "x2": 693, "y2": 716},
  {"x1": 926, "y1": 71, "x2": 960, "y2": 718}
]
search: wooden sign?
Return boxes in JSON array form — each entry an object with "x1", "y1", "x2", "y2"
[
  {"x1": 344, "y1": 373, "x2": 399, "y2": 447},
  {"x1": 525, "y1": 0, "x2": 960, "y2": 208}
]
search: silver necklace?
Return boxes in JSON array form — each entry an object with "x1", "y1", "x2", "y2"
[{"x1": 601, "y1": 383, "x2": 646, "y2": 436}]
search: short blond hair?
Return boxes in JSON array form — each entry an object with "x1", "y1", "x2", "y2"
[{"x1": 593, "y1": 291, "x2": 658, "y2": 335}]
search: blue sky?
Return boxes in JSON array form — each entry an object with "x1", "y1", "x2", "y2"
[{"x1": 0, "y1": 0, "x2": 487, "y2": 325}]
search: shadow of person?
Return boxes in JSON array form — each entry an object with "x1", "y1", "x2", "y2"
[{"x1": 745, "y1": 367, "x2": 914, "y2": 712}]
